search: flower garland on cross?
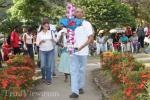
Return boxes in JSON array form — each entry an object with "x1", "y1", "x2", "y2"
[{"x1": 59, "y1": 2, "x2": 82, "y2": 54}]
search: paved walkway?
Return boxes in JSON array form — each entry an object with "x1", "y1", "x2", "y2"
[
  {"x1": 133, "y1": 53, "x2": 150, "y2": 68},
  {"x1": 25, "y1": 53, "x2": 150, "y2": 100},
  {"x1": 28, "y1": 60, "x2": 102, "y2": 100}
]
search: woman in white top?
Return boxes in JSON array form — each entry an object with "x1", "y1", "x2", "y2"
[
  {"x1": 23, "y1": 27, "x2": 34, "y2": 60},
  {"x1": 36, "y1": 22, "x2": 56, "y2": 85}
]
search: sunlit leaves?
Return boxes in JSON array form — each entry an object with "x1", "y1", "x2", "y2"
[{"x1": 72, "y1": 0, "x2": 136, "y2": 31}]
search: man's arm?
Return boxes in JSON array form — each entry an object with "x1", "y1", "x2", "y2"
[
  {"x1": 78, "y1": 34, "x2": 94, "y2": 51},
  {"x1": 23, "y1": 34, "x2": 27, "y2": 44},
  {"x1": 78, "y1": 21, "x2": 94, "y2": 51}
]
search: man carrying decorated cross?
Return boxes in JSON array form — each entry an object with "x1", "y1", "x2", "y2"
[
  {"x1": 59, "y1": 3, "x2": 94, "y2": 98},
  {"x1": 69, "y1": 8, "x2": 94, "y2": 98}
]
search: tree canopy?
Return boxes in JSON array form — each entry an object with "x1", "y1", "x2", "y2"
[
  {"x1": 1, "y1": 0, "x2": 150, "y2": 34},
  {"x1": 121, "y1": 0, "x2": 150, "y2": 24},
  {"x1": 0, "y1": 0, "x2": 66, "y2": 33},
  {"x1": 72, "y1": 0, "x2": 136, "y2": 31},
  {"x1": 8, "y1": 0, "x2": 65, "y2": 25},
  {"x1": 0, "y1": 0, "x2": 12, "y2": 21}
]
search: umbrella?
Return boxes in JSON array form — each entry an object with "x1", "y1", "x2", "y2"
[
  {"x1": 109, "y1": 28, "x2": 126, "y2": 33},
  {"x1": 98, "y1": 30, "x2": 104, "y2": 34}
]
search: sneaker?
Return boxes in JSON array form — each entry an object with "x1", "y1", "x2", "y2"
[
  {"x1": 79, "y1": 89, "x2": 84, "y2": 94},
  {"x1": 40, "y1": 78, "x2": 46, "y2": 83},
  {"x1": 46, "y1": 80, "x2": 52, "y2": 85},
  {"x1": 53, "y1": 73, "x2": 56, "y2": 77},
  {"x1": 69, "y1": 93, "x2": 79, "y2": 98},
  {"x1": 64, "y1": 78, "x2": 68, "y2": 83},
  {"x1": 144, "y1": 51, "x2": 148, "y2": 54}
]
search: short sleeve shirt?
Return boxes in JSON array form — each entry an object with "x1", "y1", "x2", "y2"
[
  {"x1": 74, "y1": 20, "x2": 93, "y2": 55},
  {"x1": 36, "y1": 30, "x2": 54, "y2": 51},
  {"x1": 120, "y1": 36, "x2": 128, "y2": 43}
]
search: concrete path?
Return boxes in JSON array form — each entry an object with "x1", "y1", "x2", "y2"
[
  {"x1": 133, "y1": 53, "x2": 150, "y2": 67},
  {"x1": 28, "y1": 60, "x2": 102, "y2": 100}
]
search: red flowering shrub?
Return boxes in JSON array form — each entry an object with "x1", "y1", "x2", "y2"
[
  {"x1": 6, "y1": 55, "x2": 35, "y2": 70},
  {"x1": 101, "y1": 52, "x2": 150, "y2": 100},
  {"x1": 0, "y1": 55, "x2": 36, "y2": 100}
]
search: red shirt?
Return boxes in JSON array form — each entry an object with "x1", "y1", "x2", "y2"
[
  {"x1": 2, "y1": 41, "x2": 11, "y2": 55},
  {"x1": 11, "y1": 31, "x2": 19, "y2": 48},
  {"x1": 148, "y1": 29, "x2": 150, "y2": 35},
  {"x1": 125, "y1": 28, "x2": 132, "y2": 36}
]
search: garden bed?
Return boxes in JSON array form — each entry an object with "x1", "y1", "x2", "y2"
[
  {"x1": 0, "y1": 55, "x2": 36, "y2": 100},
  {"x1": 92, "y1": 68, "x2": 120, "y2": 99},
  {"x1": 93, "y1": 52, "x2": 150, "y2": 100}
]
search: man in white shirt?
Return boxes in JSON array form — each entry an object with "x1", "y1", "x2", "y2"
[{"x1": 69, "y1": 8, "x2": 94, "y2": 98}]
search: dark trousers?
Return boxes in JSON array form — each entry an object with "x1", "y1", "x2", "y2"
[
  {"x1": 0, "y1": 51, "x2": 2, "y2": 68},
  {"x1": 13, "y1": 47, "x2": 20, "y2": 55},
  {"x1": 138, "y1": 36, "x2": 145, "y2": 48},
  {"x1": 26, "y1": 44, "x2": 34, "y2": 60},
  {"x1": 37, "y1": 46, "x2": 40, "y2": 67},
  {"x1": 133, "y1": 42, "x2": 140, "y2": 52}
]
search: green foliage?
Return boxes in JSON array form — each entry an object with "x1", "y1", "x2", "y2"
[
  {"x1": 0, "y1": 0, "x2": 12, "y2": 21},
  {"x1": 136, "y1": 92, "x2": 150, "y2": 100},
  {"x1": 137, "y1": 0, "x2": 150, "y2": 23},
  {"x1": 7, "y1": 0, "x2": 65, "y2": 28},
  {"x1": 0, "y1": 18, "x2": 23, "y2": 34},
  {"x1": 121, "y1": 0, "x2": 150, "y2": 23},
  {"x1": 72, "y1": 0, "x2": 136, "y2": 31},
  {"x1": 0, "y1": 0, "x2": 66, "y2": 33},
  {"x1": 111, "y1": 90, "x2": 123, "y2": 100},
  {"x1": 9, "y1": 0, "x2": 45, "y2": 19}
]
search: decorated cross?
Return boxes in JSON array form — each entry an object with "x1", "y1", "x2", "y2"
[{"x1": 59, "y1": 2, "x2": 82, "y2": 54}]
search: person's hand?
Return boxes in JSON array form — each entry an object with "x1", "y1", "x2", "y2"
[
  {"x1": 51, "y1": 39, "x2": 56, "y2": 43},
  {"x1": 39, "y1": 40, "x2": 45, "y2": 45},
  {"x1": 61, "y1": 32, "x2": 65, "y2": 36},
  {"x1": 23, "y1": 44, "x2": 27, "y2": 50},
  {"x1": 78, "y1": 46, "x2": 84, "y2": 52}
]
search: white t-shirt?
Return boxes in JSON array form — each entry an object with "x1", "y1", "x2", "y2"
[
  {"x1": 23, "y1": 33, "x2": 33, "y2": 44},
  {"x1": 144, "y1": 27, "x2": 148, "y2": 35},
  {"x1": 74, "y1": 20, "x2": 93, "y2": 56},
  {"x1": 144, "y1": 27, "x2": 148, "y2": 32},
  {"x1": 36, "y1": 30, "x2": 55, "y2": 51}
]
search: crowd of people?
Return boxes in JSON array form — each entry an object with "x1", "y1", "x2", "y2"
[
  {"x1": 91, "y1": 25, "x2": 150, "y2": 56},
  {"x1": 0, "y1": 7, "x2": 94, "y2": 98}
]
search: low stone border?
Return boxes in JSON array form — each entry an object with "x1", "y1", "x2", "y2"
[
  {"x1": 92, "y1": 68, "x2": 120, "y2": 100},
  {"x1": 93, "y1": 77, "x2": 110, "y2": 99}
]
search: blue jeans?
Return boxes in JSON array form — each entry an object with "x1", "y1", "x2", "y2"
[
  {"x1": 40, "y1": 50, "x2": 54, "y2": 81},
  {"x1": 51, "y1": 49, "x2": 56, "y2": 74},
  {"x1": 71, "y1": 54, "x2": 87, "y2": 94}
]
